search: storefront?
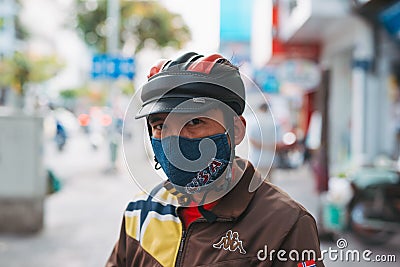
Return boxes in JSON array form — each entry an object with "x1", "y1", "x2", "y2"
[{"x1": 276, "y1": 0, "x2": 400, "y2": 181}]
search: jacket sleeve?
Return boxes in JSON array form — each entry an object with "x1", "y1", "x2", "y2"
[
  {"x1": 106, "y1": 216, "x2": 127, "y2": 267},
  {"x1": 273, "y1": 214, "x2": 325, "y2": 267}
]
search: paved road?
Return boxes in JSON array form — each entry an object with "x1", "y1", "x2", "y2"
[{"x1": 0, "y1": 132, "x2": 398, "y2": 266}]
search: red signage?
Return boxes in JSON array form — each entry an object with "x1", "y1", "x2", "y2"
[{"x1": 271, "y1": 1, "x2": 320, "y2": 63}]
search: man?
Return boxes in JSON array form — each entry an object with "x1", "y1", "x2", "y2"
[{"x1": 106, "y1": 52, "x2": 325, "y2": 267}]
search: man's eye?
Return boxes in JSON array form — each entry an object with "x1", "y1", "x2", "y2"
[
  {"x1": 186, "y1": 118, "x2": 202, "y2": 126},
  {"x1": 153, "y1": 124, "x2": 164, "y2": 130}
]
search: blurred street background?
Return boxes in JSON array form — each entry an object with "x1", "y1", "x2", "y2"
[{"x1": 1, "y1": 0, "x2": 400, "y2": 266}]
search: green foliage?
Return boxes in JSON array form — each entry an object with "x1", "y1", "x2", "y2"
[
  {"x1": 0, "y1": 52, "x2": 64, "y2": 96},
  {"x1": 121, "y1": 82, "x2": 134, "y2": 95},
  {"x1": 59, "y1": 89, "x2": 76, "y2": 99},
  {"x1": 114, "y1": 78, "x2": 134, "y2": 95},
  {"x1": 15, "y1": 15, "x2": 29, "y2": 40},
  {"x1": 76, "y1": 0, "x2": 108, "y2": 52},
  {"x1": 59, "y1": 83, "x2": 111, "y2": 106},
  {"x1": 29, "y1": 56, "x2": 64, "y2": 83},
  {"x1": 76, "y1": 0, "x2": 191, "y2": 53},
  {"x1": 59, "y1": 88, "x2": 87, "y2": 99},
  {"x1": 15, "y1": 0, "x2": 29, "y2": 40}
]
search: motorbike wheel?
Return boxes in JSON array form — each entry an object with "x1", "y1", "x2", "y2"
[{"x1": 349, "y1": 201, "x2": 393, "y2": 245}]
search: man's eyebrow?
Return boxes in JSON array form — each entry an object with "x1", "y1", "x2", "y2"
[{"x1": 148, "y1": 116, "x2": 164, "y2": 124}]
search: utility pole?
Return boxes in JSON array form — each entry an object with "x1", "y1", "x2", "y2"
[
  {"x1": 106, "y1": 0, "x2": 120, "y2": 173},
  {"x1": 107, "y1": 0, "x2": 120, "y2": 54}
]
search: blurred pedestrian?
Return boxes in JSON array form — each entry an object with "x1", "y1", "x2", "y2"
[
  {"x1": 106, "y1": 52, "x2": 324, "y2": 267},
  {"x1": 248, "y1": 102, "x2": 280, "y2": 181},
  {"x1": 55, "y1": 119, "x2": 67, "y2": 151}
]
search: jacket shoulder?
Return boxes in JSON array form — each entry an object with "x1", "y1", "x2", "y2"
[
  {"x1": 122, "y1": 184, "x2": 183, "y2": 267},
  {"x1": 248, "y1": 181, "x2": 314, "y2": 229}
]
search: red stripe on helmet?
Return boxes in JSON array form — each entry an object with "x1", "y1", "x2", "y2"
[
  {"x1": 147, "y1": 59, "x2": 170, "y2": 79},
  {"x1": 187, "y1": 54, "x2": 224, "y2": 74}
]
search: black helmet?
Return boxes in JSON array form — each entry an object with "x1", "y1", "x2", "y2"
[{"x1": 135, "y1": 52, "x2": 246, "y2": 119}]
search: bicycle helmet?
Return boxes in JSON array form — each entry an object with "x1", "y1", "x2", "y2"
[{"x1": 135, "y1": 52, "x2": 245, "y2": 119}]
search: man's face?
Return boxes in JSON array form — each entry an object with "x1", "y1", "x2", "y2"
[
  {"x1": 146, "y1": 107, "x2": 247, "y2": 201},
  {"x1": 148, "y1": 109, "x2": 227, "y2": 140}
]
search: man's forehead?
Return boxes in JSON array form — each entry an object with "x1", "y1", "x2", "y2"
[
  {"x1": 147, "y1": 109, "x2": 223, "y2": 122},
  {"x1": 148, "y1": 113, "x2": 168, "y2": 122}
]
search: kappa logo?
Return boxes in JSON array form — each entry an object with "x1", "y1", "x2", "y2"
[{"x1": 213, "y1": 230, "x2": 247, "y2": 254}]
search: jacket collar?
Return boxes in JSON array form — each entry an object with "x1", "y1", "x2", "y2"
[
  {"x1": 164, "y1": 157, "x2": 259, "y2": 220},
  {"x1": 210, "y1": 158, "x2": 258, "y2": 220}
]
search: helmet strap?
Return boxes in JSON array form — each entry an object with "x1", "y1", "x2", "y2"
[{"x1": 154, "y1": 156, "x2": 162, "y2": 170}]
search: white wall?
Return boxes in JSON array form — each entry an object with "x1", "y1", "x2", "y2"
[
  {"x1": 0, "y1": 115, "x2": 45, "y2": 198},
  {"x1": 375, "y1": 32, "x2": 400, "y2": 159},
  {"x1": 328, "y1": 49, "x2": 352, "y2": 174},
  {"x1": 321, "y1": 13, "x2": 400, "y2": 170},
  {"x1": 321, "y1": 15, "x2": 376, "y2": 172},
  {"x1": 321, "y1": 16, "x2": 373, "y2": 63}
]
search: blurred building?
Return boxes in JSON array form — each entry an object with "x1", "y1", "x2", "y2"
[
  {"x1": 220, "y1": 0, "x2": 400, "y2": 190},
  {"x1": 220, "y1": 0, "x2": 300, "y2": 134},
  {"x1": 0, "y1": 0, "x2": 16, "y2": 58},
  {"x1": 275, "y1": 0, "x2": 400, "y2": 183}
]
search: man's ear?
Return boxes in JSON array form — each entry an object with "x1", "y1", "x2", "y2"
[{"x1": 233, "y1": 115, "x2": 246, "y2": 145}]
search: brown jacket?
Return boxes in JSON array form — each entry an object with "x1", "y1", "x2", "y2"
[{"x1": 106, "y1": 159, "x2": 325, "y2": 267}]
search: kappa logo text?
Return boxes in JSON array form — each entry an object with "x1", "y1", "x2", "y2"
[{"x1": 213, "y1": 230, "x2": 246, "y2": 254}]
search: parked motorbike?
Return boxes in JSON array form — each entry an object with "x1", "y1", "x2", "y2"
[
  {"x1": 275, "y1": 131, "x2": 305, "y2": 169},
  {"x1": 347, "y1": 167, "x2": 400, "y2": 245}
]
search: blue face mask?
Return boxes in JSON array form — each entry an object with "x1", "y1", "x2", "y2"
[{"x1": 151, "y1": 133, "x2": 232, "y2": 194}]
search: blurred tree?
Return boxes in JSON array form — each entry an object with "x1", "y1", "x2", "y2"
[
  {"x1": 0, "y1": 0, "x2": 29, "y2": 106},
  {"x1": 60, "y1": 88, "x2": 82, "y2": 99},
  {"x1": 76, "y1": 0, "x2": 191, "y2": 53},
  {"x1": 60, "y1": 86, "x2": 90, "y2": 110},
  {"x1": 0, "y1": 52, "x2": 64, "y2": 108},
  {"x1": 15, "y1": 0, "x2": 29, "y2": 40},
  {"x1": 59, "y1": 78, "x2": 134, "y2": 111},
  {"x1": 119, "y1": 80, "x2": 134, "y2": 95},
  {"x1": 0, "y1": 1, "x2": 62, "y2": 109}
]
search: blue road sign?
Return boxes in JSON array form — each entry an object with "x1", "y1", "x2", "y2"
[{"x1": 91, "y1": 54, "x2": 135, "y2": 80}]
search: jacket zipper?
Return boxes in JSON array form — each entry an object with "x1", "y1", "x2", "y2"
[
  {"x1": 174, "y1": 197, "x2": 238, "y2": 267},
  {"x1": 174, "y1": 217, "x2": 235, "y2": 267},
  {"x1": 175, "y1": 229, "x2": 187, "y2": 267}
]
